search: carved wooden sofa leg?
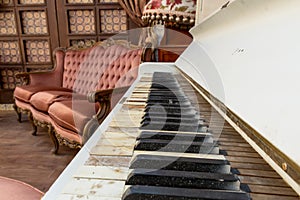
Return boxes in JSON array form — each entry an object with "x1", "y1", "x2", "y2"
[
  {"x1": 28, "y1": 112, "x2": 37, "y2": 136},
  {"x1": 13, "y1": 103, "x2": 22, "y2": 123},
  {"x1": 48, "y1": 125, "x2": 59, "y2": 154}
]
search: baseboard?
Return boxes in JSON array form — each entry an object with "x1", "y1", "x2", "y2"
[{"x1": 0, "y1": 104, "x2": 14, "y2": 111}]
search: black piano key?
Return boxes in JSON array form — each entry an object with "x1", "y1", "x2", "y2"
[
  {"x1": 144, "y1": 106, "x2": 198, "y2": 116},
  {"x1": 143, "y1": 112, "x2": 200, "y2": 119},
  {"x1": 150, "y1": 84, "x2": 181, "y2": 90},
  {"x1": 126, "y1": 169, "x2": 241, "y2": 191},
  {"x1": 142, "y1": 114, "x2": 202, "y2": 122},
  {"x1": 141, "y1": 116, "x2": 199, "y2": 124},
  {"x1": 122, "y1": 185, "x2": 251, "y2": 200},
  {"x1": 134, "y1": 139, "x2": 219, "y2": 154},
  {"x1": 140, "y1": 123, "x2": 198, "y2": 132},
  {"x1": 148, "y1": 91, "x2": 185, "y2": 97},
  {"x1": 130, "y1": 154, "x2": 230, "y2": 174},
  {"x1": 137, "y1": 131, "x2": 213, "y2": 143}
]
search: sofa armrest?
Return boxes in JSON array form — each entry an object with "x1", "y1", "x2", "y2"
[
  {"x1": 15, "y1": 70, "x2": 55, "y2": 86},
  {"x1": 87, "y1": 86, "x2": 130, "y2": 104},
  {"x1": 82, "y1": 86, "x2": 130, "y2": 143}
]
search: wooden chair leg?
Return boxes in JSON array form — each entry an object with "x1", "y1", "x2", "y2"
[
  {"x1": 13, "y1": 103, "x2": 22, "y2": 123},
  {"x1": 48, "y1": 125, "x2": 59, "y2": 154},
  {"x1": 28, "y1": 112, "x2": 37, "y2": 136}
]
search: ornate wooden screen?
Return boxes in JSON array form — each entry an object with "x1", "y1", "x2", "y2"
[
  {"x1": 56, "y1": 0, "x2": 138, "y2": 48},
  {"x1": 0, "y1": 0, "x2": 135, "y2": 103}
]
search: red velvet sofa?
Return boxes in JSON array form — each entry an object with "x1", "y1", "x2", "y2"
[{"x1": 13, "y1": 40, "x2": 152, "y2": 154}]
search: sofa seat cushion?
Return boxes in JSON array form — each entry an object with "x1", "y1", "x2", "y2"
[
  {"x1": 48, "y1": 100, "x2": 99, "y2": 134},
  {"x1": 30, "y1": 90, "x2": 74, "y2": 112},
  {"x1": 14, "y1": 85, "x2": 72, "y2": 103}
]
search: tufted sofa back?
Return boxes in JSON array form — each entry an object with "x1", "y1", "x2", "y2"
[{"x1": 61, "y1": 43, "x2": 142, "y2": 95}]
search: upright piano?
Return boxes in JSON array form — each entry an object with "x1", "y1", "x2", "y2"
[
  {"x1": 42, "y1": 0, "x2": 300, "y2": 198},
  {"x1": 41, "y1": 62, "x2": 298, "y2": 199}
]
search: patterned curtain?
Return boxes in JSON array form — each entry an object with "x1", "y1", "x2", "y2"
[{"x1": 118, "y1": 0, "x2": 148, "y2": 27}]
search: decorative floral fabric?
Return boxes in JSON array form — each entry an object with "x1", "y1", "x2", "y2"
[
  {"x1": 145, "y1": 0, "x2": 197, "y2": 14},
  {"x1": 142, "y1": 0, "x2": 197, "y2": 29}
]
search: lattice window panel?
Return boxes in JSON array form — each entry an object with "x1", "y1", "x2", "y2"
[
  {"x1": 99, "y1": 0, "x2": 118, "y2": 2},
  {"x1": 100, "y1": 9, "x2": 127, "y2": 33},
  {"x1": 0, "y1": 41, "x2": 21, "y2": 64},
  {"x1": 68, "y1": 10, "x2": 95, "y2": 34},
  {"x1": 0, "y1": 68, "x2": 22, "y2": 89},
  {"x1": 21, "y1": 11, "x2": 48, "y2": 35},
  {"x1": 0, "y1": 11, "x2": 17, "y2": 36},
  {"x1": 67, "y1": 0, "x2": 93, "y2": 4},
  {"x1": 70, "y1": 39, "x2": 96, "y2": 48},
  {"x1": 24, "y1": 40, "x2": 51, "y2": 63},
  {"x1": 19, "y1": 0, "x2": 45, "y2": 4},
  {"x1": 0, "y1": 0, "x2": 13, "y2": 5}
]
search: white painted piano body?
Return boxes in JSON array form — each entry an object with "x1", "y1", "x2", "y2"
[{"x1": 43, "y1": 0, "x2": 300, "y2": 198}]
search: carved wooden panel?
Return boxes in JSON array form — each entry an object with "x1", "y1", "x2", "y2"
[
  {"x1": 68, "y1": 10, "x2": 95, "y2": 34},
  {"x1": 24, "y1": 40, "x2": 51, "y2": 63},
  {"x1": 67, "y1": 0, "x2": 93, "y2": 4},
  {"x1": 0, "y1": 0, "x2": 13, "y2": 5},
  {"x1": 0, "y1": 11, "x2": 17, "y2": 35},
  {"x1": 70, "y1": 38, "x2": 96, "y2": 48},
  {"x1": 0, "y1": 68, "x2": 22, "y2": 90},
  {"x1": 100, "y1": 9, "x2": 127, "y2": 33},
  {"x1": 0, "y1": 0, "x2": 58, "y2": 103},
  {"x1": 21, "y1": 10, "x2": 48, "y2": 35},
  {"x1": 57, "y1": 0, "x2": 133, "y2": 47},
  {"x1": 19, "y1": 0, "x2": 45, "y2": 4},
  {"x1": 0, "y1": 41, "x2": 22, "y2": 64}
]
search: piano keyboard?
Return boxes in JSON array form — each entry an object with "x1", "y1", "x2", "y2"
[
  {"x1": 122, "y1": 72, "x2": 250, "y2": 200},
  {"x1": 43, "y1": 67, "x2": 299, "y2": 200}
]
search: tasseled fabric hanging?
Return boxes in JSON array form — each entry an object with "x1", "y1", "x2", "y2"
[{"x1": 142, "y1": 0, "x2": 197, "y2": 30}]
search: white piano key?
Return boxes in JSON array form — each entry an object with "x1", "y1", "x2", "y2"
[
  {"x1": 97, "y1": 137, "x2": 137, "y2": 147},
  {"x1": 101, "y1": 131, "x2": 138, "y2": 139},
  {"x1": 123, "y1": 101, "x2": 146, "y2": 106},
  {"x1": 56, "y1": 194, "x2": 121, "y2": 200},
  {"x1": 74, "y1": 166, "x2": 129, "y2": 181},
  {"x1": 62, "y1": 178, "x2": 125, "y2": 198},
  {"x1": 133, "y1": 150, "x2": 226, "y2": 160},
  {"x1": 91, "y1": 145, "x2": 134, "y2": 156},
  {"x1": 85, "y1": 156, "x2": 131, "y2": 167},
  {"x1": 109, "y1": 119, "x2": 141, "y2": 128}
]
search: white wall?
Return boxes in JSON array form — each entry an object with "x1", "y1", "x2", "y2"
[{"x1": 177, "y1": 0, "x2": 300, "y2": 165}]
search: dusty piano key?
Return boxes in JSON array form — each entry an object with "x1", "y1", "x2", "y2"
[
  {"x1": 141, "y1": 116, "x2": 199, "y2": 124},
  {"x1": 142, "y1": 114, "x2": 202, "y2": 121},
  {"x1": 122, "y1": 185, "x2": 251, "y2": 200},
  {"x1": 140, "y1": 121, "x2": 207, "y2": 132},
  {"x1": 143, "y1": 111, "x2": 200, "y2": 119},
  {"x1": 145, "y1": 101, "x2": 192, "y2": 107},
  {"x1": 150, "y1": 84, "x2": 181, "y2": 90},
  {"x1": 140, "y1": 122, "x2": 199, "y2": 132},
  {"x1": 148, "y1": 91, "x2": 185, "y2": 96},
  {"x1": 130, "y1": 154, "x2": 231, "y2": 173},
  {"x1": 126, "y1": 169, "x2": 241, "y2": 191},
  {"x1": 144, "y1": 106, "x2": 198, "y2": 115},
  {"x1": 137, "y1": 131, "x2": 213, "y2": 143},
  {"x1": 134, "y1": 139, "x2": 219, "y2": 154}
]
